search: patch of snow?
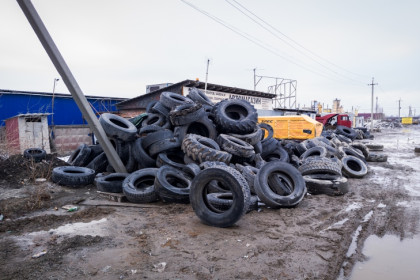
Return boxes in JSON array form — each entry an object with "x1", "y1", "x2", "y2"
[
  {"x1": 377, "y1": 203, "x2": 386, "y2": 208},
  {"x1": 346, "y1": 225, "x2": 363, "y2": 257},
  {"x1": 346, "y1": 203, "x2": 362, "y2": 212},
  {"x1": 363, "y1": 211, "x2": 374, "y2": 222},
  {"x1": 58, "y1": 155, "x2": 70, "y2": 162},
  {"x1": 396, "y1": 201, "x2": 409, "y2": 207}
]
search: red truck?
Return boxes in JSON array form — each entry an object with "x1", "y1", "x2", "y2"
[{"x1": 316, "y1": 113, "x2": 352, "y2": 129}]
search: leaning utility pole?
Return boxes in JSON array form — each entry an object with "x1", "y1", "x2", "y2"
[
  {"x1": 368, "y1": 77, "x2": 378, "y2": 130},
  {"x1": 17, "y1": 0, "x2": 127, "y2": 173}
]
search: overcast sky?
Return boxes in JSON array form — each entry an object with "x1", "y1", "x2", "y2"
[{"x1": 1, "y1": 0, "x2": 419, "y2": 116}]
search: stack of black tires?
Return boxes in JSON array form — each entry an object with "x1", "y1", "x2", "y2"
[{"x1": 52, "y1": 88, "x2": 384, "y2": 227}]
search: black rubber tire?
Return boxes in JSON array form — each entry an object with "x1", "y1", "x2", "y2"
[
  {"x1": 298, "y1": 156, "x2": 342, "y2": 176},
  {"x1": 140, "y1": 113, "x2": 167, "y2": 128},
  {"x1": 206, "y1": 193, "x2": 258, "y2": 213},
  {"x1": 213, "y1": 99, "x2": 258, "y2": 134},
  {"x1": 235, "y1": 165, "x2": 258, "y2": 194},
  {"x1": 141, "y1": 129, "x2": 174, "y2": 150},
  {"x1": 228, "y1": 125, "x2": 263, "y2": 146},
  {"x1": 150, "y1": 101, "x2": 170, "y2": 116},
  {"x1": 337, "y1": 134, "x2": 352, "y2": 144},
  {"x1": 254, "y1": 161, "x2": 306, "y2": 208},
  {"x1": 160, "y1": 91, "x2": 193, "y2": 109},
  {"x1": 148, "y1": 137, "x2": 181, "y2": 157},
  {"x1": 295, "y1": 142, "x2": 307, "y2": 156},
  {"x1": 156, "y1": 150, "x2": 185, "y2": 169},
  {"x1": 85, "y1": 144, "x2": 104, "y2": 165},
  {"x1": 303, "y1": 174, "x2": 348, "y2": 196},
  {"x1": 23, "y1": 148, "x2": 46, "y2": 162},
  {"x1": 365, "y1": 143, "x2": 384, "y2": 151},
  {"x1": 182, "y1": 134, "x2": 232, "y2": 164},
  {"x1": 253, "y1": 141, "x2": 263, "y2": 154},
  {"x1": 52, "y1": 166, "x2": 95, "y2": 186},
  {"x1": 263, "y1": 143, "x2": 290, "y2": 163},
  {"x1": 174, "y1": 116, "x2": 217, "y2": 141},
  {"x1": 86, "y1": 152, "x2": 108, "y2": 174},
  {"x1": 132, "y1": 138, "x2": 156, "y2": 168},
  {"x1": 341, "y1": 155, "x2": 368, "y2": 178},
  {"x1": 169, "y1": 103, "x2": 206, "y2": 126},
  {"x1": 366, "y1": 153, "x2": 388, "y2": 162},
  {"x1": 122, "y1": 168, "x2": 160, "y2": 203},
  {"x1": 259, "y1": 123, "x2": 274, "y2": 141},
  {"x1": 187, "y1": 87, "x2": 214, "y2": 106},
  {"x1": 335, "y1": 125, "x2": 357, "y2": 140},
  {"x1": 68, "y1": 144, "x2": 92, "y2": 167},
  {"x1": 190, "y1": 165, "x2": 251, "y2": 227},
  {"x1": 261, "y1": 138, "x2": 279, "y2": 158},
  {"x1": 300, "y1": 146, "x2": 328, "y2": 160},
  {"x1": 138, "y1": 124, "x2": 163, "y2": 135},
  {"x1": 217, "y1": 134, "x2": 255, "y2": 158},
  {"x1": 154, "y1": 165, "x2": 191, "y2": 204},
  {"x1": 99, "y1": 113, "x2": 137, "y2": 141},
  {"x1": 94, "y1": 173, "x2": 128, "y2": 193},
  {"x1": 146, "y1": 100, "x2": 158, "y2": 113},
  {"x1": 340, "y1": 146, "x2": 366, "y2": 163}
]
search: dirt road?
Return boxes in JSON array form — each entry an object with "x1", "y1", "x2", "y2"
[{"x1": 1, "y1": 127, "x2": 419, "y2": 280}]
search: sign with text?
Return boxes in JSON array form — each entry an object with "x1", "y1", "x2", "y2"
[{"x1": 183, "y1": 87, "x2": 272, "y2": 110}]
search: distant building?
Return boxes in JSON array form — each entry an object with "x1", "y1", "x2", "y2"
[
  {"x1": 0, "y1": 89, "x2": 126, "y2": 126},
  {"x1": 116, "y1": 79, "x2": 277, "y2": 118}
]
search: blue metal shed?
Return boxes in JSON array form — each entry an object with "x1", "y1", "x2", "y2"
[{"x1": 0, "y1": 89, "x2": 127, "y2": 126}]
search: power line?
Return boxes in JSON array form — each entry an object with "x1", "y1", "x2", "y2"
[
  {"x1": 180, "y1": 0, "x2": 362, "y2": 84},
  {"x1": 225, "y1": 0, "x2": 365, "y2": 85},
  {"x1": 229, "y1": 0, "x2": 370, "y2": 81}
]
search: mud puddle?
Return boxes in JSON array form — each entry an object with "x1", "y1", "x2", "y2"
[{"x1": 350, "y1": 234, "x2": 420, "y2": 280}]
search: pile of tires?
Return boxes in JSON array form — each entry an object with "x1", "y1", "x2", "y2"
[{"x1": 58, "y1": 88, "x2": 386, "y2": 227}]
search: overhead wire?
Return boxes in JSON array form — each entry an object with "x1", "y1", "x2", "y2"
[
  {"x1": 180, "y1": 0, "x2": 362, "y2": 84},
  {"x1": 226, "y1": 0, "x2": 366, "y2": 85},
  {"x1": 229, "y1": 0, "x2": 370, "y2": 81}
]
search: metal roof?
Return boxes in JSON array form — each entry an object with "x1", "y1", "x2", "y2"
[
  {"x1": 0, "y1": 89, "x2": 127, "y2": 101},
  {"x1": 116, "y1": 79, "x2": 276, "y2": 106}
]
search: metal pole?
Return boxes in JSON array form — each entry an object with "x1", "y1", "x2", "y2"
[
  {"x1": 368, "y1": 77, "x2": 377, "y2": 130},
  {"x1": 17, "y1": 0, "x2": 126, "y2": 173},
  {"x1": 204, "y1": 59, "x2": 210, "y2": 93},
  {"x1": 253, "y1": 68, "x2": 256, "y2": 90},
  {"x1": 51, "y1": 78, "x2": 59, "y2": 128}
]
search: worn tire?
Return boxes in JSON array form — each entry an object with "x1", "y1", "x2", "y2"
[
  {"x1": 154, "y1": 165, "x2": 191, "y2": 204},
  {"x1": 303, "y1": 174, "x2": 348, "y2": 196},
  {"x1": 68, "y1": 144, "x2": 92, "y2": 167},
  {"x1": 182, "y1": 134, "x2": 231, "y2": 164},
  {"x1": 187, "y1": 87, "x2": 214, "y2": 106},
  {"x1": 228, "y1": 126, "x2": 263, "y2": 146},
  {"x1": 299, "y1": 156, "x2": 342, "y2": 176},
  {"x1": 335, "y1": 125, "x2": 357, "y2": 140},
  {"x1": 169, "y1": 103, "x2": 206, "y2": 126},
  {"x1": 217, "y1": 134, "x2": 255, "y2": 158},
  {"x1": 351, "y1": 143, "x2": 370, "y2": 158},
  {"x1": 213, "y1": 99, "x2": 258, "y2": 134},
  {"x1": 148, "y1": 137, "x2": 181, "y2": 157},
  {"x1": 254, "y1": 161, "x2": 306, "y2": 208},
  {"x1": 122, "y1": 168, "x2": 159, "y2": 203},
  {"x1": 160, "y1": 91, "x2": 193, "y2": 109},
  {"x1": 263, "y1": 143, "x2": 290, "y2": 163},
  {"x1": 132, "y1": 138, "x2": 156, "y2": 168},
  {"x1": 52, "y1": 166, "x2": 95, "y2": 187},
  {"x1": 365, "y1": 143, "x2": 384, "y2": 151},
  {"x1": 86, "y1": 152, "x2": 108, "y2": 174},
  {"x1": 341, "y1": 155, "x2": 368, "y2": 178},
  {"x1": 174, "y1": 116, "x2": 217, "y2": 141},
  {"x1": 366, "y1": 153, "x2": 388, "y2": 162},
  {"x1": 190, "y1": 166, "x2": 251, "y2": 227},
  {"x1": 99, "y1": 113, "x2": 137, "y2": 141},
  {"x1": 300, "y1": 146, "x2": 328, "y2": 160},
  {"x1": 142, "y1": 129, "x2": 174, "y2": 150},
  {"x1": 95, "y1": 173, "x2": 128, "y2": 193},
  {"x1": 23, "y1": 148, "x2": 46, "y2": 162}
]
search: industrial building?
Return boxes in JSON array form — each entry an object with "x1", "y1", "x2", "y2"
[{"x1": 116, "y1": 79, "x2": 277, "y2": 118}]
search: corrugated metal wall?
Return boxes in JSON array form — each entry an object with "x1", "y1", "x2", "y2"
[{"x1": 0, "y1": 92, "x2": 123, "y2": 126}]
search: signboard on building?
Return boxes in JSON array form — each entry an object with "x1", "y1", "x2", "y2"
[{"x1": 183, "y1": 87, "x2": 272, "y2": 110}]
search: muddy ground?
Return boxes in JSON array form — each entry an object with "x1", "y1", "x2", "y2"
[{"x1": 1, "y1": 127, "x2": 419, "y2": 280}]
